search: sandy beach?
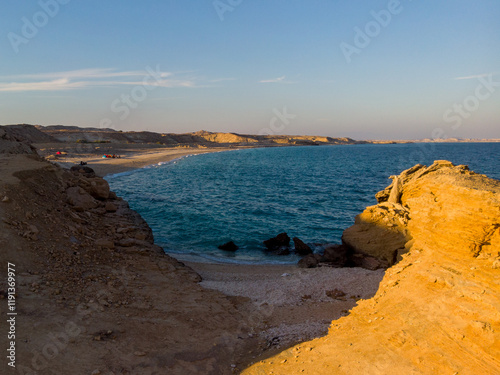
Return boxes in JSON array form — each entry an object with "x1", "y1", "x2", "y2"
[
  {"x1": 186, "y1": 261, "x2": 384, "y2": 352},
  {"x1": 35, "y1": 143, "x2": 235, "y2": 177}
]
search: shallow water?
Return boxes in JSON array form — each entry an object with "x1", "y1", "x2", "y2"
[{"x1": 106, "y1": 143, "x2": 500, "y2": 264}]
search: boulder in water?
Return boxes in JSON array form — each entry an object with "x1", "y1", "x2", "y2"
[
  {"x1": 218, "y1": 241, "x2": 238, "y2": 252},
  {"x1": 275, "y1": 246, "x2": 290, "y2": 256},
  {"x1": 263, "y1": 232, "x2": 290, "y2": 251},
  {"x1": 293, "y1": 237, "x2": 312, "y2": 255}
]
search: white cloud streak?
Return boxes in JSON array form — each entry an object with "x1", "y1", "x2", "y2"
[
  {"x1": 259, "y1": 76, "x2": 287, "y2": 83},
  {"x1": 454, "y1": 72, "x2": 498, "y2": 80},
  {"x1": 259, "y1": 75, "x2": 298, "y2": 84},
  {"x1": 0, "y1": 68, "x2": 195, "y2": 92}
]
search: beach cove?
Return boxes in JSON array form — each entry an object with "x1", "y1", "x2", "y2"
[
  {"x1": 45, "y1": 138, "x2": 390, "y2": 353},
  {"x1": 1, "y1": 125, "x2": 499, "y2": 374}
]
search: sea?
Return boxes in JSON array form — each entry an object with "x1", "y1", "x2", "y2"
[{"x1": 106, "y1": 143, "x2": 500, "y2": 264}]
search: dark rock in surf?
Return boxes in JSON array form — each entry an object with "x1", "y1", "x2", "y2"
[
  {"x1": 275, "y1": 246, "x2": 290, "y2": 256},
  {"x1": 263, "y1": 232, "x2": 290, "y2": 251},
  {"x1": 293, "y1": 237, "x2": 313, "y2": 255},
  {"x1": 218, "y1": 241, "x2": 239, "y2": 252}
]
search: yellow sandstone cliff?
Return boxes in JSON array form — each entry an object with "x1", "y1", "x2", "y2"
[{"x1": 244, "y1": 160, "x2": 500, "y2": 374}]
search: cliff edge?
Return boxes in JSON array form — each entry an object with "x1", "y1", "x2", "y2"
[{"x1": 244, "y1": 161, "x2": 500, "y2": 374}]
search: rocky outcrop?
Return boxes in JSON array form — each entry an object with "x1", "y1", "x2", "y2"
[
  {"x1": 297, "y1": 253, "x2": 322, "y2": 268},
  {"x1": 70, "y1": 165, "x2": 96, "y2": 178},
  {"x1": 342, "y1": 160, "x2": 492, "y2": 266},
  {"x1": 264, "y1": 232, "x2": 291, "y2": 255},
  {"x1": 245, "y1": 161, "x2": 500, "y2": 374},
  {"x1": 293, "y1": 237, "x2": 312, "y2": 255},
  {"x1": 66, "y1": 186, "x2": 99, "y2": 211},
  {"x1": 342, "y1": 201, "x2": 410, "y2": 265},
  {"x1": 322, "y1": 244, "x2": 348, "y2": 267}
]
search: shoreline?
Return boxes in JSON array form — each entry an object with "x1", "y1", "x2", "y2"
[{"x1": 47, "y1": 146, "x2": 238, "y2": 177}]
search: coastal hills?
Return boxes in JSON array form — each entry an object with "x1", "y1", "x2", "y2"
[
  {"x1": 10, "y1": 124, "x2": 359, "y2": 147},
  {"x1": 4, "y1": 124, "x2": 499, "y2": 147}
]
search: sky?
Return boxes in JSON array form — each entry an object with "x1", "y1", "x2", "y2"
[{"x1": 0, "y1": 0, "x2": 499, "y2": 140}]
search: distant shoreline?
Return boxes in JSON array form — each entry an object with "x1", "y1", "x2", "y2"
[
  {"x1": 37, "y1": 140, "x2": 500, "y2": 178},
  {"x1": 368, "y1": 139, "x2": 500, "y2": 144},
  {"x1": 3, "y1": 123, "x2": 497, "y2": 177},
  {"x1": 50, "y1": 147, "x2": 232, "y2": 177}
]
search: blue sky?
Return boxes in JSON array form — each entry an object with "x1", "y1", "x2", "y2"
[{"x1": 0, "y1": 0, "x2": 499, "y2": 140}]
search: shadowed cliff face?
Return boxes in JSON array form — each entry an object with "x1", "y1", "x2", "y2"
[
  {"x1": 342, "y1": 202, "x2": 410, "y2": 266},
  {"x1": 244, "y1": 160, "x2": 500, "y2": 374}
]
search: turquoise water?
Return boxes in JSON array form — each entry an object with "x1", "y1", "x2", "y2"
[{"x1": 106, "y1": 143, "x2": 500, "y2": 264}]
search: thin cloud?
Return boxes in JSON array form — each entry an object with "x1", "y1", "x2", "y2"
[
  {"x1": 259, "y1": 75, "x2": 298, "y2": 84},
  {"x1": 3, "y1": 68, "x2": 168, "y2": 80},
  {"x1": 209, "y1": 78, "x2": 236, "y2": 83},
  {"x1": 0, "y1": 79, "x2": 84, "y2": 92},
  {"x1": 0, "y1": 68, "x2": 194, "y2": 92},
  {"x1": 260, "y1": 76, "x2": 286, "y2": 83},
  {"x1": 454, "y1": 72, "x2": 497, "y2": 80}
]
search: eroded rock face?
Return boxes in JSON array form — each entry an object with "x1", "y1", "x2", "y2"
[
  {"x1": 342, "y1": 202, "x2": 410, "y2": 265},
  {"x1": 70, "y1": 165, "x2": 96, "y2": 178},
  {"x1": 87, "y1": 178, "x2": 111, "y2": 200},
  {"x1": 343, "y1": 160, "x2": 497, "y2": 266},
  {"x1": 245, "y1": 161, "x2": 500, "y2": 374}
]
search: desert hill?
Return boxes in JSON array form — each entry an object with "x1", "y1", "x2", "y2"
[
  {"x1": 22, "y1": 124, "x2": 361, "y2": 147},
  {"x1": 3, "y1": 124, "x2": 60, "y2": 145}
]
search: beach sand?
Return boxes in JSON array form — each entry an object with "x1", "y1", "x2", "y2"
[
  {"x1": 34, "y1": 143, "x2": 233, "y2": 176},
  {"x1": 187, "y1": 261, "x2": 385, "y2": 352}
]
